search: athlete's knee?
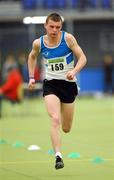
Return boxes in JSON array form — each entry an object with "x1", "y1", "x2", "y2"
[
  {"x1": 62, "y1": 126, "x2": 71, "y2": 133},
  {"x1": 50, "y1": 114, "x2": 61, "y2": 127}
]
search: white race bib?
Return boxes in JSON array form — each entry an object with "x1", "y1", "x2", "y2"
[{"x1": 47, "y1": 58, "x2": 65, "y2": 72}]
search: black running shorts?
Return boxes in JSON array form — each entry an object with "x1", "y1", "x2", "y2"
[{"x1": 43, "y1": 79, "x2": 78, "y2": 103}]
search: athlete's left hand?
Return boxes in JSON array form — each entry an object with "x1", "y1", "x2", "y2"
[{"x1": 66, "y1": 70, "x2": 75, "y2": 80}]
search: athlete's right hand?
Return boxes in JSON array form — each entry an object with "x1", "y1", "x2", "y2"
[{"x1": 28, "y1": 78, "x2": 35, "y2": 90}]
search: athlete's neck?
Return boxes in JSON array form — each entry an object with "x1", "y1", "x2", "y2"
[{"x1": 46, "y1": 32, "x2": 62, "y2": 47}]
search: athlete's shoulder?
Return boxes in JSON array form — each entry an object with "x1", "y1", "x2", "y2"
[
  {"x1": 65, "y1": 32, "x2": 76, "y2": 42},
  {"x1": 33, "y1": 38, "x2": 40, "y2": 48},
  {"x1": 65, "y1": 32, "x2": 77, "y2": 48}
]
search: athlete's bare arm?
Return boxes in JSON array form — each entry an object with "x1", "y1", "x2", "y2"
[
  {"x1": 66, "y1": 33, "x2": 87, "y2": 80},
  {"x1": 28, "y1": 39, "x2": 40, "y2": 89}
]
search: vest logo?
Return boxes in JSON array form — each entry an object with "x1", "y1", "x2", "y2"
[{"x1": 43, "y1": 51, "x2": 49, "y2": 58}]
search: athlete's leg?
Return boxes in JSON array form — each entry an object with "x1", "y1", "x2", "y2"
[
  {"x1": 44, "y1": 94, "x2": 62, "y2": 153},
  {"x1": 61, "y1": 102, "x2": 75, "y2": 133}
]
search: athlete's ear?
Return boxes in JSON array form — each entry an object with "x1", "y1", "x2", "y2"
[{"x1": 44, "y1": 23, "x2": 46, "y2": 29}]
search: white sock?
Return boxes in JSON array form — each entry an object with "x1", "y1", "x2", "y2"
[{"x1": 55, "y1": 152, "x2": 62, "y2": 158}]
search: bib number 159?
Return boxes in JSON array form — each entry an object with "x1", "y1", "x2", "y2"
[{"x1": 51, "y1": 63, "x2": 64, "y2": 71}]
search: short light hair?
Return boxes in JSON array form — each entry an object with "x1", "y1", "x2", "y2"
[{"x1": 46, "y1": 13, "x2": 63, "y2": 24}]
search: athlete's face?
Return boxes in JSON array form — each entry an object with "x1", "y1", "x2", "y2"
[{"x1": 44, "y1": 19, "x2": 62, "y2": 38}]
